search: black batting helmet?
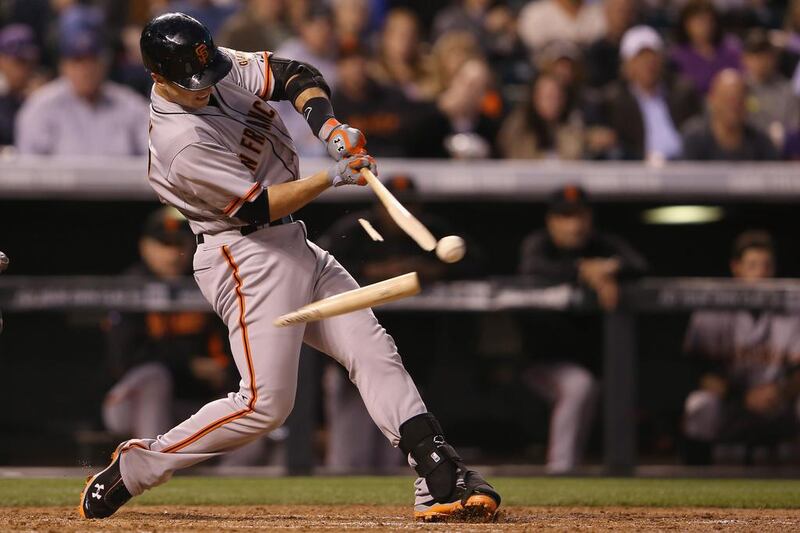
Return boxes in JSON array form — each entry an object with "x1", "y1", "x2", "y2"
[{"x1": 140, "y1": 12, "x2": 232, "y2": 91}]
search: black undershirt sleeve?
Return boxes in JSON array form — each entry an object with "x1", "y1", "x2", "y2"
[{"x1": 235, "y1": 188, "x2": 271, "y2": 225}]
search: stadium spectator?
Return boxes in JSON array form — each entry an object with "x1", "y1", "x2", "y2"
[
  {"x1": 534, "y1": 40, "x2": 583, "y2": 106},
  {"x1": 0, "y1": 24, "x2": 43, "y2": 146},
  {"x1": 741, "y1": 28, "x2": 799, "y2": 150},
  {"x1": 217, "y1": 0, "x2": 291, "y2": 53},
  {"x1": 517, "y1": 185, "x2": 647, "y2": 473},
  {"x1": 370, "y1": 8, "x2": 430, "y2": 101},
  {"x1": 102, "y1": 208, "x2": 233, "y2": 439},
  {"x1": 682, "y1": 69, "x2": 779, "y2": 160},
  {"x1": 584, "y1": 0, "x2": 639, "y2": 90},
  {"x1": 316, "y1": 176, "x2": 481, "y2": 471},
  {"x1": 332, "y1": 0, "x2": 373, "y2": 53},
  {"x1": 421, "y1": 30, "x2": 483, "y2": 97},
  {"x1": 682, "y1": 230, "x2": 800, "y2": 465},
  {"x1": 497, "y1": 74, "x2": 585, "y2": 159},
  {"x1": 517, "y1": 0, "x2": 607, "y2": 52},
  {"x1": 156, "y1": 0, "x2": 237, "y2": 37},
  {"x1": 782, "y1": 0, "x2": 800, "y2": 56},
  {"x1": 604, "y1": 25, "x2": 700, "y2": 161},
  {"x1": 272, "y1": 4, "x2": 338, "y2": 157},
  {"x1": 432, "y1": 58, "x2": 501, "y2": 158},
  {"x1": 110, "y1": 23, "x2": 153, "y2": 97},
  {"x1": 331, "y1": 47, "x2": 413, "y2": 157},
  {"x1": 432, "y1": 0, "x2": 518, "y2": 60},
  {"x1": 14, "y1": 23, "x2": 148, "y2": 156},
  {"x1": 670, "y1": 0, "x2": 742, "y2": 95}
]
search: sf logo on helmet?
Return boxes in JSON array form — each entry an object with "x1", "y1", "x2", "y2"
[{"x1": 195, "y1": 44, "x2": 209, "y2": 65}]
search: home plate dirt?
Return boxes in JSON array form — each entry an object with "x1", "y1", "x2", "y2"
[{"x1": 2, "y1": 505, "x2": 799, "y2": 531}]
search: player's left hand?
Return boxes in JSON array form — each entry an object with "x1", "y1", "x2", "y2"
[
  {"x1": 327, "y1": 153, "x2": 377, "y2": 187},
  {"x1": 325, "y1": 123, "x2": 367, "y2": 160}
]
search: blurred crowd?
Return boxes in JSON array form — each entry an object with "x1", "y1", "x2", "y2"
[{"x1": 2, "y1": 0, "x2": 800, "y2": 160}]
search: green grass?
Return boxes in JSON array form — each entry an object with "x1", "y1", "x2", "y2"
[{"x1": 1, "y1": 476, "x2": 799, "y2": 509}]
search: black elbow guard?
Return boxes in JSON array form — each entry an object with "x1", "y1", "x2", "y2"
[{"x1": 269, "y1": 56, "x2": 331, "y2": 104}]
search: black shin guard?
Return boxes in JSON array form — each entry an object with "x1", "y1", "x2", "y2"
[{"x1": 399, "y1": 413, "x2": 465, "y2": 503}]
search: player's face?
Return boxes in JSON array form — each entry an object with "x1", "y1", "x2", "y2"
[
  {"x1": 153, "y1": 74, "x2": 212, "y2": 109},
  {"x1": 732, "y1": 248, "x2": 775, "y2": 281},
  {"x1": 546, "y1": 209, "x2": 593, "y2": 250}
]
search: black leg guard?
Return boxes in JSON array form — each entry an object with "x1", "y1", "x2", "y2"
[{"x1": 399, "y1": 413, "x2": 501, "y2": 506}]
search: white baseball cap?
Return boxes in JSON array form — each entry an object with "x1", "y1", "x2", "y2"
[{"x1": 620, "y1": 25, "x2": 664, "y2": 61}]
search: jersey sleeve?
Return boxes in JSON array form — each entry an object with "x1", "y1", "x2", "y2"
[
  {"x1": 170, "y1": 142, "x2": 264, "y2": 217},
  {"x1": 219, "y1": 47, "x2": 275, "y2": 100}
]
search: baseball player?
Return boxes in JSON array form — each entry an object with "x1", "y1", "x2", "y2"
[{"x1": 79, "y1": 13, "x2": 500, "y2": 522}]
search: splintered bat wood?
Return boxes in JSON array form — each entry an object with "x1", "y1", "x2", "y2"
[{"x1": 274, "y1": 272, "x2": 420, "y2": 326}]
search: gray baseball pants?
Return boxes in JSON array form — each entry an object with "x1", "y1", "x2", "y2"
[{"x1": 118, "y1": 221, "x2": 427, "y2": 495}]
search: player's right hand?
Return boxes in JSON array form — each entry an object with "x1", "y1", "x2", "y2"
[{"x1": 327, "y1": 154, "x2": 377, "y2": 187}]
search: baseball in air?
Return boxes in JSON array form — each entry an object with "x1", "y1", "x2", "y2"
[
  {"x1": 0, "y1": 251, "x2": 8, "y2": 273},
  {"x1": 435, "y1": 236, "x2": 466, "y2": 263}
]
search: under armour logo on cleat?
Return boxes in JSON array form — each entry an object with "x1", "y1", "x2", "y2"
[{"x1": 92, "y1": 483, "x2": 104, "y2": 500}]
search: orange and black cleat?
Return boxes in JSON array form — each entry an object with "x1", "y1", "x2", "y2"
[
  {"x1": 413, "y1": 470, "x2": 501, "y2": 522},
  {"x1": 78, "y1": 442, "x2": 132, "y2": 519}
]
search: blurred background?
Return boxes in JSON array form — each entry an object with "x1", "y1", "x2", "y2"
[{"x1": 2, "y1": 0, "x2": 800, "y2": 477}]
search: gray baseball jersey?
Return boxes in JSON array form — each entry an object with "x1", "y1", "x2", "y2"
[
  {"x1": 684, "y1": 310, "x2": 800, "y2": 387},
  {"x1": 118, "y1": 48, "x2": 429, "y2": 499},
  {"x1": 147, "y1": 48, "x2": 298, "y2": 235}
]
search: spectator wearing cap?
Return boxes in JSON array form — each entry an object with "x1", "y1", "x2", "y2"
[
  {"x1": 316, "y1": 176, "x2": 483, "y2": 471},
  {"x1": 682, "y1": 230, "x2": 800, "y2": 465},
  {"x1": 517, "y1": 0, "x2": 606, "y2": 53},
  {"x1": 14, "y1": 20, "x2": 148, "y2": 155},
  {"x1": 0, "y1": 24, "x2": 44, "y2": 146},
  {"x1": 670, "y1": 0, "x2": 742, "y2": 96},
  {"x1": 497, "y1": 73, "x2": 586, "y2": 160},
  {"x1": 602, "y1": 25, "x2": 700, "y2": 161},
  {"x1": 217, "y1": 0, "x2": 291, "y2": 53},
  {"x1": 517, "y1": 185, "x2": 647, "y2": 474},
  {"x1": 584, "y1": 0, "x2": 638, "y2": 90},
  {"x1": 102, "y1": 207, "x2": 235, "y2": 440},
  {"x1": 741, "y1": 29, "x2": 799, "y2": 150},
  {"x1": 272, "y1": 5, "x2": 338, "y2": 157},
  {"x1": 682, "y1": 69, "x2": 779, "y2": 160}
]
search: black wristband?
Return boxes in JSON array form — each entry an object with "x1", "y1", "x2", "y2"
[{"x1": 301, "y1": 97, "x2": 336, "y2": 138}]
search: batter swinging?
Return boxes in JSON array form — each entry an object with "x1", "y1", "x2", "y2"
[{"x1": 79, "y1": 13, "x2": 500, "y2": 523}]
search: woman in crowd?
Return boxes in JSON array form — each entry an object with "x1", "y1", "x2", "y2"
[
  {"x1": 498, "y1": 74, "x2": 584, "y2": 160},
  {"x1": 670, "y1": 0, "x2": 741, "y2": 95},
  {"x1": 370, "y1": 8, "x2": 429, "y2": 101}
]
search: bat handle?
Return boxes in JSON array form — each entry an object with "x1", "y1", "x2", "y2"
[{"x1": 360, "y1": 168, "x2": 378, "y2": 185}]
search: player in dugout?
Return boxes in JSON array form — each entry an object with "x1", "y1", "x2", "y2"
[
  {"x1": 101, "y1": 207, "x2": 234, "y2": 441},
  {"x1": 517, "y1": 185, "x2": 648, "y2": 474},
  {"x1": 79, "y1": 13, "x2": 500, "y2": 523},
  {"x1": 683, "y1": 230, "x2": 800, "y2": 464}
]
